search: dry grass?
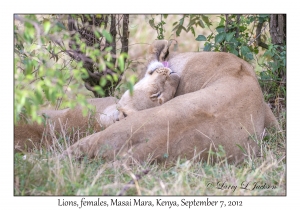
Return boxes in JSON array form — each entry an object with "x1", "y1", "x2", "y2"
[{"x1": 14, "y1": 117, "x2": 286, "y2": 196}]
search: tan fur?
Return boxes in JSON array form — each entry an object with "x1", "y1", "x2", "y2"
[{"x1": 62, "y1": 40, "x2": 279, "y2": 164}]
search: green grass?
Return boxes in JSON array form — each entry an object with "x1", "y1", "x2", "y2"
[{"x1": 14, "y1": 122, "x2": 286, "y2": 196}]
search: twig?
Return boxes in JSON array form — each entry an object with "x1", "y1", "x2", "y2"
[
  {"x1": 251, "y1": 22, "x2": 269, "y2": 49},
  {"x1": 225, "y1": 14, "x2": 229, "y2": 33},
  {"x1": 108, "y1": 14, "x2": 117, "y2": 66},
  {"x1": 235, "y1": 15, "x2": 241, "y2": 38},
  {"x1": 55, "y1": 75, "x2": 73, "y2": 110}
]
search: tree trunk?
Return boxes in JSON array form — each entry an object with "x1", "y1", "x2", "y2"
[
  {"x1": 269, "y1": 14, "x2": 286, "y2": 82},
  {"x1": 269, "y1": 14, "x2": 286, "y2": 46}
]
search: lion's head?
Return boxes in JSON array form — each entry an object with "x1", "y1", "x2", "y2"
[{"x1": 99, "y1": 61, "x2": 180, "y2": 125}]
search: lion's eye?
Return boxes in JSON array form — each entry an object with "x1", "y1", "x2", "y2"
[{"x1": 150, "y1": 91, "x2": 161, "y2": 100}]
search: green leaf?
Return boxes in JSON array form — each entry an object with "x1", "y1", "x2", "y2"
[
  {"x1": 94, "y1": 30, "x2": 101, "y2": 38},
  {"x1": 216, "y1": 26, "x2": 225, "y2": 33},
  {"x1": 176, "y1": 25, "x2": 184, "y2": 36},
  {"x1": 219, "y1": 17, "x2": 225, "y2": 26},
  {"x1": 236, "y1": 144, "x2": 246, "y2": 154},
  {"x1": 198, "y1": 19, "x2": 205, "y2": 28},
  {"x1": 93, "y1": 86, "x2": 105, "y2": 96},
  {"x1": 187, "y1": 18, "x2": 196, "y2": 28},
  {"x1": 263, "y1": 49, "x2": 274, "y2": 57},
  {"x1": 112, "y1": 74, "x2": 119, "y2": 82},
  {"x1": 241, "y1": 45, "x2": 250, "y2": 55},
  {"x1": 102, "y1": 30, "x2": 112, "y2": 43},
  {"x1": 125, "y1": 75, "x2": 137, "y2": 96},
  {"x1": 201, "y1": 15, "x2": 211, "y2": 26},
  {"x1": 226, "y1": 32, "x2": 235, "y2": 42},
  {"x1": 239, "y1": 25, "x2": 247, "y2": 33},
  {"x1": 241, "y1": 45, "x2": 253, "y2": 60},
  {"x1": 260, "y1": 71, "x2": 271, "y2": 80},
  {"x1": 34, "y1": 90, "x2": 43, "y2": 105},
  {"x1": 179, "y1": 17, "x2": 184, "y2": 25},
  {"x1": 105, "y1": 61, "x2": 114, "y2": 69},
  {"x1": 215, "y1": 32, "x2": 226, "y2": 43},
  {"x1": 246, "y1": 53, "x2": 253, "y2": 60},
  {"x1": 195, "y1": 35, "x2": 206, "y2": 41},
  {"x1": 149, "y1": 19, "x2": 155, "y2": 29},
  {"x1": 25, "y1": 26, "x2": 35, "y2": 39},
  {"x1": 56, "y1": 22, "x2": 66, "y2": 30},
  {"x1": 229, "y1": 48, "x2": 239, "y2": 56},
  {"x1": 43, "y1": 21, "x2": 51, "y2": 34},
  {"x1": 190, "y1": 27, "x2": 195, "y2": 37},
  {"x1": 163, "y1": 14, "x2": 168, "y2": 19},
  {"x1": 106, "y1": 74, "x2": 113, "y2": 82},
  {"x1": 80, "y1": 68, "x2": 89, "y2": 79},
  {"x1": 100, "y1": 77, "x2": 107, "y2": 87},
  {"x1": 204, "y1": 43, "x2": 212, "y2": 51},
  {"x1": 118, "y1": 53, "x2": 128, "y2": 72}
]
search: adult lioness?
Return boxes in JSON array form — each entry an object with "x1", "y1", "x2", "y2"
[
  {"x1": 14, "y1": 58, "x2": 180, "y2": 152},
  {"x1": 62, "y1": 40, "x2": 279, "y2": 164}
]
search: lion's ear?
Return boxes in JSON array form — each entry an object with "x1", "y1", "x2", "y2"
[{"x1": 148, "y1": 40, "x2": 170, "y2": 63}]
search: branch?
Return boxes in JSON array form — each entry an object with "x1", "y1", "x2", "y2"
[
  {"x1": 225, "y1": 14, "x2": 229, "y2": 32},
  {"x1": 55, "y1": 75, "x2": 73, "y2": 110},
  {"x1": 67, "y1": 15, "x2": 78, "y2": 31},
  {"x1": 121, "y1": 14, "x2": 129, "y2": 55},
  {"x1": 235, "y1": 15, "x2": 241, "y2": 38},
  {"x1": 255, "y1": 21, "x2": 269, "y2": 49},
  {"x1": 107, "y1": 14, "x2": 117, "y2": 65},
  {"x1": 222, "y1": 14, "x2": 229, "y2": 52},
  {"x1": 84, "y1": 82, "x2": 95, "y2": 91}
]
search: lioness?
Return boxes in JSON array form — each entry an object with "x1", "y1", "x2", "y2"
[
  {"x1": 61, "y1": 40, "x2": 279, "y2": 164},
  {"x1": 14, "y1": 56, "x2": 180, "y2": 152}
]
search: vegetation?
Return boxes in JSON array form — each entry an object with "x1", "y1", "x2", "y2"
[
  {"x1": 14, "y1": 126, "x2": 285, "y2": 196},
  {"x1": 14, "y1": 14, "x2": 286, "y2": 196},
  {"x1": 14, "y1": 14, "x2": 130, "y2": 124}
]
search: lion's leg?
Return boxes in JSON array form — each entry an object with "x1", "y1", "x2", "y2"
[{"x1": 61, "y1": 134, "x2": 99, "y2": 159}]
